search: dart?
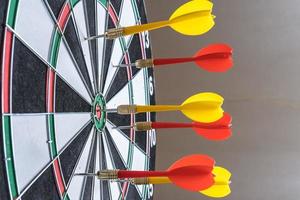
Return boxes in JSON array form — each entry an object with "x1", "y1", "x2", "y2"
[
  {"x1": 114, "y1": 112, "x2": 232, "y2": 141},
  {"x1": 131, "y1": 166, "x2": 231, "y2": 198},
  {"x1": 114, "y1": 44, "x2": 233, "y2": 73},
  {"x1": 85, "y1": 0, "x2": 215, "y2": 40},
  {"x1": 106, "y1": 92, "x2": 224, "y2": 123},
  {"x1": 76, "y1": 154, "x2": 216, "y2": 191}
]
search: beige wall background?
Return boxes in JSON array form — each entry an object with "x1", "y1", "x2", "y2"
[{"x1": 146, "y1": 0, "x2": 300, "y2": 199}]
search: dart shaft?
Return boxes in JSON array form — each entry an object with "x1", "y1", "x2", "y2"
[
  {"x1": 153, "y1": 57, "x2": 195, "y2": 66},
  {"x1": 136, "y1": 105, "x2": 180, "y2": 113},
  {"x1": 151, "y1": 122, "x2": 193, "y2": 129},
  {"x1": 192, "y1": 122, "x2": 230, "y2": 129},
  {"x1": 123, "y1": 20, "x2": 169, "y2": 36},
  {"x1": 132, "y1": 177, "x2": 171, "y2": 185},
  {"x1": 118, "y1": 170, "x2": 168, "y2": 178}
]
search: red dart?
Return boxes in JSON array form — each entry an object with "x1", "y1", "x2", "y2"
[
  {"x1": 81, "y1": 154, "x2": 216, "y2": 191},
  {"x1": 114, "y1": 43, "x2": 233, "y2": 72},
  {"x1": 154, "y1": 43, "x2": 233, "y2": 72},
  {"x1": 114, "y1": 113, "x2": 232, "y2": 141}
]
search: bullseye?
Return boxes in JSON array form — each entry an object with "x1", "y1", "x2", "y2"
[
  {"x1": 96, "y1": 105, "x2": 102, "y2": 120},
  {"x1": 92, "y1": 93, "x2": 106, "y2": 131}
]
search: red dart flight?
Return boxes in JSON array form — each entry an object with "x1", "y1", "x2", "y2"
[{"x1": 153, "y1": 43, "x2": 233, "y2": 72}]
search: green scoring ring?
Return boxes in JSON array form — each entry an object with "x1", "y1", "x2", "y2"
[{"x1": 92, "y1": 93, "x2": 106, "y2": 131}]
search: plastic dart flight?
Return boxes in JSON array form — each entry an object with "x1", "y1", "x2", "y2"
[
  {"x1": 114, "y1": 112, "x2": 232, "y2": 141},
  {"x1": 114, "y1": 44, "x2": 233, "y2": 73},
  {"x1": 76, "y1": 154, "x2": 215, "y2": 191},
  {"x1": 106, "y1": 92, "x2": 224, "y2": 123},
  {"x1": 131, "y1": 166, "x2": 231, "y2": 198},
  {"x1": 200, "y1": 166, "x2": 232, "y2": 198},
  {"x1": 86, "y1": 0, "x2": 215, "y2": 40}
]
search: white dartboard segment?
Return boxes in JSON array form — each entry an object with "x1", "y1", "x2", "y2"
[
  {"x1": 97, "y1": 3, "x2": 106, "y2": 89},
  {"x1": 14, "y1": 0, "x2": 54, "y2": 61},
  {"x1": 56, "y1": 40, "x2": 92, "y2": 103},
  {"x1": 11, "y1": 115, "x2": 50, "y2": 192},
  {"x1": 132, "y1": 70, "x2": 147, "y2": 105},
  {"x1": 132, "y1": 145, "x2": 147, "y2": 195},
  {"x1": 119, "y1": 0, "x2": 136, "y2": 45},
  {"x1": 54, "y1": 113, "x2": 91, "y2": 153},
  {"x1": 93, "y1": 135, "x2": 101, "y2": 200}
]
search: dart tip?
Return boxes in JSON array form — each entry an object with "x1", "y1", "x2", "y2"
[
  {"x1": 84, "y1": 33, "x2": 106, "y2": 41},
  {"x1": 74, "y1": 172, "x2": 99, "y2": 177},
  {"x1": 112, "y1": 63, "x2": 135, "y2": 68},
  {"x1": 112, "y1": 125, "x2": 134, "y2": 130}
]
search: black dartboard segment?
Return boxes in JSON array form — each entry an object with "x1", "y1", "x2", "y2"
[
  {"x1": 128, "y1": 34, "x2": 143, "y2": 76},
  {"x1": 46, "y1": 0, "x2": 66, "y2": 18},
  {"x1": 0, "y1": 0, "x2": 156, "y2": 199},
  {"x1": 12, "y1": 38, "x2": 47, "y2": 113},
  {"x1": 55, "y1": 76, "x2": 91, "y2": 112},
  {"x1": 80, "y1": 130, "x2": 98, "y2": 200},
  {"x1": 22, "y1": 167, "x2": 61, "y2": 200},
  {"x1": 60, "y1": 122, "x2": 93, "y2": 185}
]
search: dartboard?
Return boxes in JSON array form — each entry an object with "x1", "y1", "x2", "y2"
[{"x1": 0, "y1": 0, "x2": 156, "y2": 199}]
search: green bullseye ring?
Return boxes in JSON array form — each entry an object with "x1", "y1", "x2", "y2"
[{"x1": 92, "y1": 93, "x2": 106, "y2": 131}]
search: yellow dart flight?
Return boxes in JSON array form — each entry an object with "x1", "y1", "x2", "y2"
[{"x1": 200, "y1": 166, "x2": 232, "y2": 198}]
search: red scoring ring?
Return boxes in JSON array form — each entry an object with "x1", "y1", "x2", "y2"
[{"x1": 95, "y1": 104, "x2": 102, "y2": 120}]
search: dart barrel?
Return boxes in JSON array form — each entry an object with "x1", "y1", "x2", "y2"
[
  {"x1": 86, "y1": 28, "x2": 125, "y2": 40},
  {"x1": 104, "y1": 28, "x2": 125, "y2": 39},
  {"x1": 117, "y1": 105, "x2": 137, "y2": 114},
  {"x1": 135, "y1": 59, "x2": 154, "y2": 68},
  {"x1": 97, "y1": 170, "x2": 119, "y2": 180}
]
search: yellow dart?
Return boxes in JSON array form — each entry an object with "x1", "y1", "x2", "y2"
[
  {"x1": 132, "y1": 166, "x2": 231, "y2": 198},
  {"x1": 106, "y1": 92, "x2": 224, "y2": 123},
  {"x1": 86, "y1": 0, "x2": 215, "y2": 40}
]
